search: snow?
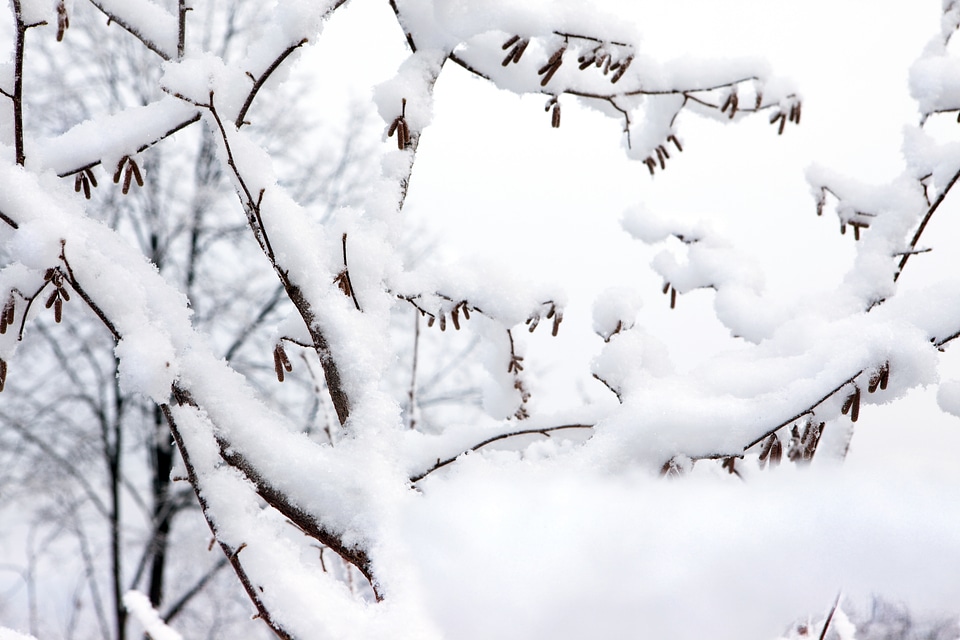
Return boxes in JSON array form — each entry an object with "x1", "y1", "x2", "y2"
[
  {"x1": 87, "y1": 0, "x2": 178, "y2": 59},
  {"x1": 17, "y1": 0, "x2": 55, "y2": 26},
  {"x1": 591, "y1": 286, "x2": 642, "y2": 341},
  {"x1": 398, "y1": 458, "x2": 960, "y2": 640},
  {"x1": 936, "y1": 378, "x2": 960, "y2": 417},
  {"x1": 123, "y1": 592, "x2": 183, "y2": 640},
  {"x1": 160, "y1": 55, "x2": 249, "y2": 117},
  {"x1": 3, "y1": 0, "x2": 960, "y2": 638},
  {"x1": 115, "y1": 330, "x2": 178, "y2": 404},
  {"x1": 33, "y1": 97, "x2": 199, "y2": 177},
  {"x1": 374, "y1": 50, "x2": 446, "y2": 135}
]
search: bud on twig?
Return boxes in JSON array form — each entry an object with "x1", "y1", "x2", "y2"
[
  {"x1": 721, "y1": 92, "x2": 739, "y2": 119},
  {"x1": 770, "y1": 112, "x2": 787, "y2": 135},
  {"x1": 758, "y1": 433, "x2": 782, "y2": 469},
  {"x1": 526, "y1": 315, "x2": 540, "y2": 333},
  {"x1": 789, "y1": 102, "x2": 802, "y2": 124},
  {"x1": 501, "y1": 36, "x2": 529, "y2": 66},
  {"x1": 113, "y1": 157, "x2": 126, "y2": 184},
  {"x1": 868, "y1": 362, "x2": 890, "y2": 393},
  {"x1": 722, "y1": 457, "x2": 740, "y2": 476},
  {"x1": 72, "y1": 172, "x2": 93, "y2": 199},
  {"x1": 130, "y1": 160, "x2": 144, "y2": 187},
  {"x1": 388, "y1": 99, "x2": 411, "y2": 149},
  {"x1": 841, "y1": 386, "x2": 861, "y2": 422},
  {"x1": 273, "y1": 343, "x2": 292, "y2": 382},
  {"x1": 0, "y1": 296, "x2": 14, "y2": 334},
  {"x1": 334, "y1": 270, "x2": 352, "y2": 298},
  {"x1": 115, "y1": 156, "x2": 144, "y2": 194},
  {"x1": 787, "y1": 421, "x2": 824, "y2": 463},
  {"x1": 122, "y1": 165, "x2": 132, "y2": 194},
  {"x1": 56, "y1": 0, "x2": 69, "y2": 42},
  {"x1": 663, "y1": 282, "x2": 677, "y2": 308},
  {"x1": 538, "y1": 46, "x2": 566, "y2": 86},
  {"x1": 610, "y1": 55, "x2": 632, "y2": 84}
]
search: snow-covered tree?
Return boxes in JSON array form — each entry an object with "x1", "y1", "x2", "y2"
[
  {"x1": 2, "y1": 1, "x2": 959, "y2": 639},
  {"x1": 0, "y1": 3, "x2": 375, "y2": 638}
]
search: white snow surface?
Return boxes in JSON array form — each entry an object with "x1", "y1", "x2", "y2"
[
  {"x1": 33, "y1": 97, "x2": 199, "y2": 177},
  {"x1": 394, "y1": 459, "x2": 960, "y2": 640}
]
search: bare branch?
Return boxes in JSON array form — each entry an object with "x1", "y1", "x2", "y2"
[
  {"x1": 411, "y1": 424, "x2": 593, "y2": 482},
  {"x1": 86, "y1": 0, "x2": 173, "y2": 60},
  {"x1": 235, "y1": 39, "x2": 308, "y2": 128},
  {"x1": 895, "y1": 164, "x2": 960, "y2": 280}
]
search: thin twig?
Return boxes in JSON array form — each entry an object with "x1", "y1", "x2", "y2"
[
  {"x1": 161, "y1": 557, "x2": 229, "y2": 623},
  {"x1": 744, "y1": 372, "x2": 862, "y2": 451},
  {"x1": 406, "y1": 311, "x2": 421, "y2": 430},
  {"x1": 895, "y1": 165, "x2": 960, "y2": 280},
  {"x1": 58, "y1": 113, "x2": 201, "y2": 179},
  {"x1": 235, "y1": 39, "x2": 307, "y2": 128},
  {"x1": 10, "y1": 0, "x2": 38, "y2": 167},
  {"x1": 162, "y1": 404, "x2": 295, "y2": 640},
  {"x1": 0, "y1": 211, "x2": 18, "y2": 229},
  {"x1": 340, "y1": 233, "x2": 361, "y2": 311},
  {"x1": 411, "y1": 424, "x2": 593, "y2": 482},
  {"x1": 177, "y1": 0, "x2": 187, "y2": 60},
  {"x1": 192, "y1": 90, "x2": 351, "y2": 424},
  {"x1": 86, "y1": 0, "x2": 172, "y2": 60},
  {"x1": 60, "y1": 244, "x2": 121, "y2": 341},
  {"x1": 818, "y1": 593, "x2": 842, "y2": 640}
]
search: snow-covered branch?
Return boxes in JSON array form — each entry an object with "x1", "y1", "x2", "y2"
[{"x1": 388, "y1": 0, "x2": 801, "y2": 165}]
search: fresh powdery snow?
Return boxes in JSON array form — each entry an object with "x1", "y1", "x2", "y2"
[{"x1": 122, "y1": 592, "x2": 184, "y2": 640}]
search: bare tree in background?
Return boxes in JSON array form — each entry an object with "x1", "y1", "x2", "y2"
[{"x1": 0, "y1": 3, "x2": 375, "y2": 638}]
